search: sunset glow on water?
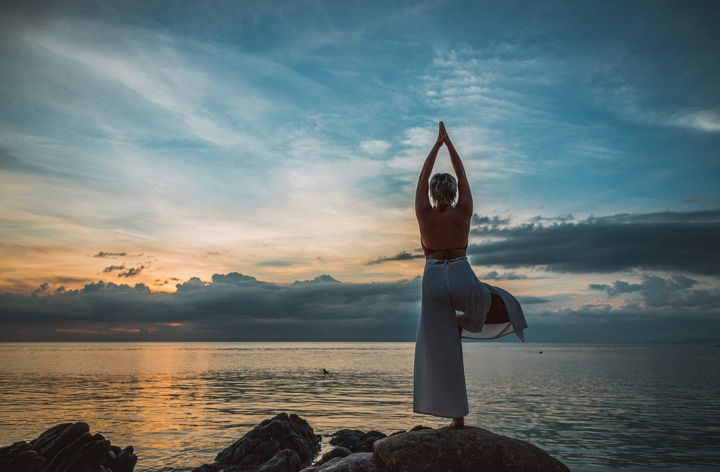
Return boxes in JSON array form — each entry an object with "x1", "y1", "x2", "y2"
[{"x1": 2, "y1": 342, "x2": 719, "y2": 471}]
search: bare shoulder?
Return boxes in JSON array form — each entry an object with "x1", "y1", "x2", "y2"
[{"x1": 454, "y1": 202, "x2": 473, "y2": 218}]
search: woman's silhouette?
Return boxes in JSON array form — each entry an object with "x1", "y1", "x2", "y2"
[{"x1": 413, "y1": 122, "x2": 528, "y2": 429}]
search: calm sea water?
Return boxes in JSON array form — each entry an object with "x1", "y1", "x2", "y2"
[{"x1": 0, "y1": 342, "x2": 718, "y2": 472}]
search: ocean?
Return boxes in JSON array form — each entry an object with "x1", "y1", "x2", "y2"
[{"x1": 1, "y1": 342, "x2": 718, "y2": 471}]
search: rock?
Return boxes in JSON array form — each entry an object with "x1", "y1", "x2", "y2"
[
  {"x1": 351, "y1": 431, "x2": 387, "y2": 453},
  {"x1": 408, "y1": 425, "x2": 431, "y2": 432},
  {"x1": 191, "y1": 464, "x2": 219, "y2": 472},
  {"x1": 28, "y1": 422, "x2": 72, "y2": 451},
  {"x1": 328, "y1": 430, "x2": 387, "y2": 453},
  {"x1": 209, "y1": 413, "x2": 321, "y2": 472},
  {"x1": 259, "y1": 449, "x2": 302, "y2": 472},
  {"x1": 315, "y1": 453, "x2": 387, "y2": 472},
  {"x1": 44, "y1": 431, "x2": 97, "y2": 472},
  {"x1": 38, "y1": 421, "x2": 90, "y2": 462},
  {"x1": 60, "y1": 437, "x2": 112, "y2": 472},
  {"x1": 314, "y1": 446, "x2": 352, "y2": 467},
  {"x1": 0, "y1": 422, "x2": 137, "y2": 472},
  {"x1": 373, "y1": 426, "x2": 570, "y2": 472},
  {"x1": 328, "y1": 430, "x2": 364, "y2": 449},
  {"x1": 0, "y1": 442, "x2": 45, "y2": 472},
  {"x1": 104, "y1": 446, "x2": 137, "y2": 472}
]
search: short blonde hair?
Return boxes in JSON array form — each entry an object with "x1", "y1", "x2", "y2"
[{"x1": 430, "y1": 173, "x2": 457, "y2": 205}]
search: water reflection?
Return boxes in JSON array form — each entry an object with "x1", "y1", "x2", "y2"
[{"x1": 0, "y1": 343, "x2": 718, "y2": 471}]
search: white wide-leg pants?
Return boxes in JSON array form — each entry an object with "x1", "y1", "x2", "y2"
[{"x1": 413, "y1": 256, "x2": 527, "y2": 418}]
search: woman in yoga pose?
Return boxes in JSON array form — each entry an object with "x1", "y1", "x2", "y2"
[{"x1": 413, "y1": 122, "x2": 528, "y2": 429}]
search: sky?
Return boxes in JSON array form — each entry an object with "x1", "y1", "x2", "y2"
[{"x1": 1, "y1": 0, "x2": 719, "y2": 342}]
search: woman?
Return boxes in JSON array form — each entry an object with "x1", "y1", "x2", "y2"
[{"x1": 413, "y1": 122, "x2": 528, "y2": 430}]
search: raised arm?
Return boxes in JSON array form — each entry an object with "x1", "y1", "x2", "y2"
[
  {"x1": 415, "y1": 127, "x2": 445, "y2": 216},
  {"x1": 443, "y1": 134, "x2": 473, "y2": 214}
]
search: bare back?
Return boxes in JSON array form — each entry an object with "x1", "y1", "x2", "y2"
[{"x1": 417, "y1": 204, "x2": 471, "y2": 258}]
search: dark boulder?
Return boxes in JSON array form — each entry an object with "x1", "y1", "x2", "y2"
[
  {"x1": 193, "y1": 413, "x2": 321, "y2": 472},
  {"x1": 313, "y1": 446, "x2": 351, "y2": 467},
  {"x1": 28, "y1": 422, "x2": 72, "y2": 452},
  {"x1": 191, "y1": 464, "x2": 219, "y2": 472},
  {"x1": 38, "y1": 421, "x2": 90, "y2": 463},
  {"x1": 408, "y1": 425, "x2": 431, "y2": 432},
  {"x1": 59, "y1": 437, "x2": 112, "y2": 472},
  {"x1": 0, "y1": 441, "x2": 44, "y2": 472},
  {"x1": 314, "y1": 453, "x2": 387, "y2": 472},
  {"x1": 328, "y1": 430, "x2": 364, "y2": 449},
  {"x1": 0, "y1": 422, "x2": 137, "y2": 472},
  {"x1": 373, "y1": 426, "x2": 570, "y2": 472},
  {"x1": 328, "y1": 430, "x2": 387, "y2": 453},
  {"x1": 104, "y1": 446, "x2": 137, "y2": 472},
  {"x1": 259, "y1": 449, "x2": 302, "y2": 472},
  {"x1": 351, "y1": 432, "x2": 387, "y2": 453}
]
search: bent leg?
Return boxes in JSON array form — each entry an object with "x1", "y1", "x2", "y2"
[{"x1": 485, "y1": 293, "x2": 510, "y2": 324}]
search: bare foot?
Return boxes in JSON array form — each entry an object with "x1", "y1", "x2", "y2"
[{"x1": 440, "y1": 418, "x2": 464, "y2": 430}]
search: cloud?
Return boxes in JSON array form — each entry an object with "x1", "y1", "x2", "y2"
[
  {"x1": 471, "y1": 214, "x2": 512, "y2": 226},
  {"x1": 529, "y1": 214, "x2": 575, "y2": 223},
  {"x1": 257, "y1": 260, "x2": 295, "y2": 267},
  {"x1": 117, "y1": 266, "x2": 144, "y2": 278},
  {"x1": 367, "y1": 250, "x2": 424, "y2": 265},
  {"x1": 589, "y1": 273, "x2": 719, "y2": 309},
  {"x1": 674, "y1": 196, "x2": 703, "y2": 204},
  {"x1": 0, "y1": 272, "x2": 422, "y2": 341},
  {"x1": 103, "y1": 264, "x2": 125, "y2": 273},
  {"x1": 468, "y1": 209, "x2": 720, "y2": 275},
  {"x1": 360, "y1": 140, "x2": 391, "y2": 155},
  {"x1": 2, "y1": 269, "x2": 718, "y2": 342},
  {"x1": 515, "y1": 296, "x2": 551, "y2": 305},
  {"x1": 93, "y1": 252, "x2": 127, "y2": 258},
  {"x1": 292, "y1": 274, "x2": 341, "y2": 285},
  {"x1": 477, "y1": 270, "x2": 529, "y2": 281},
  {"x1": 670, "y1": 110, "x2": 720, "y2": 133}
]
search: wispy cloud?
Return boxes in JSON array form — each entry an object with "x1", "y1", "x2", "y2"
[{"x1": 1, "y1": 1, "x2": 719, "y2": 341}]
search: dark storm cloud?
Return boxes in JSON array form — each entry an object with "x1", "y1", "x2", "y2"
[
  {"x1": 0, "y1": 272, "x2": 423, "y2": 341},
  {"x1": 468, "y1": 209, "x2": 720, "y2": 275},
  {"x1": 1, "y1": 269, "x2": 718, "y2": 342},
  {"x1": 589, "y1": 274, "x2": 720, "y2": 309},
  {"x1": 367, "y1": 251, "x2": 424, "y2": 265}
]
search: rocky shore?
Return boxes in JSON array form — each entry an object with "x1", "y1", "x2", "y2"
[
  {"x1": 1, "y1": 413, "x2": 570, "y2": 472},
  {"x1": 0, "y1": 422, "x2": 136, "y2": 472}
]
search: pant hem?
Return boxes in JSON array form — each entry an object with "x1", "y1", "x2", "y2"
[{"x1": 413, "y1": 407, "x2": 469, "y2": 419}]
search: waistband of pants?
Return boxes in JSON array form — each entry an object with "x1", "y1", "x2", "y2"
[{"x1": 425, "y1": 256, "x2": 468, "y2": 265}]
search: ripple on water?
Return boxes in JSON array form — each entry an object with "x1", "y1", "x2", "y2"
[{"x1": 1, "y1": 342, "x2": 719, "y2": 472}]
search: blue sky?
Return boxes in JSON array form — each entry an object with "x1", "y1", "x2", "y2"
[{"x1": 1, "y1": 0, "x2": 719, "y2": 341}]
